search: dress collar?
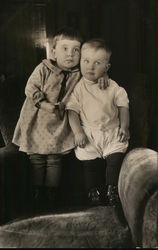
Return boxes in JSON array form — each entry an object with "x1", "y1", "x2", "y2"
[{"x1": 42, "y1": 59, "x2": 80, "y2": 74}]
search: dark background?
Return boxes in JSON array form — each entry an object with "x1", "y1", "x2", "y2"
[
  {"x1": 0, "y1": 0, "x2": 157, "y2": 223},
  {"x1": 0, "y1": 0, "x2": 158, "y2": 150}
]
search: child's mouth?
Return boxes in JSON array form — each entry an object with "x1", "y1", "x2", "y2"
[
  {"x1": 86, "y1": 72, "x2": 94, "y2": 75},
  {"x1": 65, "y1": 59, "x2": 73, "y2": 63}
]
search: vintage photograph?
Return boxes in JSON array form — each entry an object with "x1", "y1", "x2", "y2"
[{"x1": 0, "y1": 0, "x2": 157, "y2": 248}]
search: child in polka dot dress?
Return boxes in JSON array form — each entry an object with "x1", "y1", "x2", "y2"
[{"x1": 12, "y1": 28, "x2": 109, "y2": 212}]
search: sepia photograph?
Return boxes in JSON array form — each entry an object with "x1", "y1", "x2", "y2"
[{"x1": 0, "y1": 0, "x2": 157, "y2": 248}]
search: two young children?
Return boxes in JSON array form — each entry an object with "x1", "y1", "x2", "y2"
[
  {"x1": 12, "y1": 27, "x2": 110, "y2": 212},
  {"x1": 12, "y1": 27, "x2": 130, "y2": 211}
]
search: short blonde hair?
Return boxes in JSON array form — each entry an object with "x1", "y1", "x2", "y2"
[{"x1": 81, "y1": 38, "x2": 112, "y2": 61}]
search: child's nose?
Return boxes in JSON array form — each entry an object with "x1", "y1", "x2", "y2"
[
  {"x1": 67, "y1": 49, "x2": 73, "y2": 57},
  {"x1": 88, "y1": 62, "x2": 95, "y2": 70}
]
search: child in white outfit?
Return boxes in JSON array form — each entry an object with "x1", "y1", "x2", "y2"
[{"x1": 67, "y1": 38, "x2": 130, "y2": 207}]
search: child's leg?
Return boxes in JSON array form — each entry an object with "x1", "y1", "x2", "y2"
[
  {"x1": 83, "y1": 158, "x2": 105, "y2": 190},
  {"x1": 29, "y1": 154, "x2": 46, "y2": 186},
  {"x1": 45, "y1": 154, "x2": 62, "y2": 187},
  {"x1": 105, "y1": 152, "x2": 124, "y2": 206},
  {"x1": 83, "y1": 158, "x2": 105, "y2": 206},
  {"x1": 44, "y1": 154, "x2": 62, "y2": 211},
  {"x1": 29, "y1": 154, "x2": 46, "y2": 212},
  {"x1": 106, "y1": 153, "x2": 124, "y2": 185}
]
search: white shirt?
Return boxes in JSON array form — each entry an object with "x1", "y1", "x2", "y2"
[{"x1": 66, "y1": 77, "x2": 129, "y2": 132}]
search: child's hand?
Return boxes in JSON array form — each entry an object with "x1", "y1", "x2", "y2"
[
  {"x1": 118, "y1": 127, "x2": 130, "y2": 142},
  {"x1": 75, "y1": 131, "x2": 88, "y2": 148},
  {"x1": 54, "y1": 102, "x2": 65, "y2": 120},
  {"x1": 40, "y1": 101, "x2": 55, "y2": 113},
  {"x1": 55, "y1": 102, "x2": 65, "y2": 112},
  {"x1": 98, "y1": 74, "x2": 109, "y2": 90}
]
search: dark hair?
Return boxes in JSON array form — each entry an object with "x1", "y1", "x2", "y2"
[
  {"x1": 81, "y1": 38, "x2": 112, "y2": 59},
  {"x1": 52, "y1": 26, "x2": 84, "y2": 48}
]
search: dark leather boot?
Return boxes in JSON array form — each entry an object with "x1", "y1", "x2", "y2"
[
  {"x1": 44, "y1": 186, "x2": 57, "y2": 212},
  {"x1": 32, "y1": 186, "x2": 45, "y2": 213},
  {"x1": 87, "y1": 187, "x2": 102, "y2": 206},
  {"x1": 106, "y1": 185, "x2": 120, "y2": 207}
]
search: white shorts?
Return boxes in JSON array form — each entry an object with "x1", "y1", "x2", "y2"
[{"x1": 75, "y1": 126, "x2": 128, "y2": 160}]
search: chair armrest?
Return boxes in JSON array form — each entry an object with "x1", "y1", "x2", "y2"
[{"x1": 118, "y1": 147, "x2": 158, "y2": 248}]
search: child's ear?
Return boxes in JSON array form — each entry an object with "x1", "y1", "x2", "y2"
[
  {"x1": 51, "y1": 48, "x2": 56, "y2": 60},
  {"x1": 105, "y1": 63, "x2": 111, "y2": 72}
]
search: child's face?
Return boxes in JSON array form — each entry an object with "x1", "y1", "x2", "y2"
[
  {"x1": 53, "y1": 39, "x2": 81, "y2": 70},
  {"x1": 81, "y1": 47, "x2": 110, "y2": 82}
]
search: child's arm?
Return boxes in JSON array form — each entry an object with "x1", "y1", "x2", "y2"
[
  {"x1": 118, "y1": 107, "x2": 130, "y2": 142},
  {"x1": 68, "y1": 110, "x2": 88, "y2": 148},
  {"x1": 38, "y1": 101, "x2": 55, "y2": 113},
  {"x1": 25, "y1": 64, "x2": 55, "y2": 113},
  {"x1": 25, "y1": 65, "x2": 46, "y2": 106}
]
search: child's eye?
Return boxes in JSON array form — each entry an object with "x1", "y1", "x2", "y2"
[
  {"x1": 95, "y1": 61, "x2": 101, "y2": 65},
  {"x1": 63, "y1": 47, "x2": 67, "y2": 51},
  {"x1": 84, "y1": 59, "x2": 89, "y2": 63},
  {"x1": 74, "y1": 48, "x2": 80, "y2": 53}
]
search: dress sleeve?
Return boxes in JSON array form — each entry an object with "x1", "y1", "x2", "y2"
[
  {"x1": 25, "y1": 64, "x2": 45, "y2": 106},
  {"x1": 114, "y1": 86, "x2": 129, "y2": 108},
  {"x1": 66, "y1": 84, "x2": 81, "y2": 114}
]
